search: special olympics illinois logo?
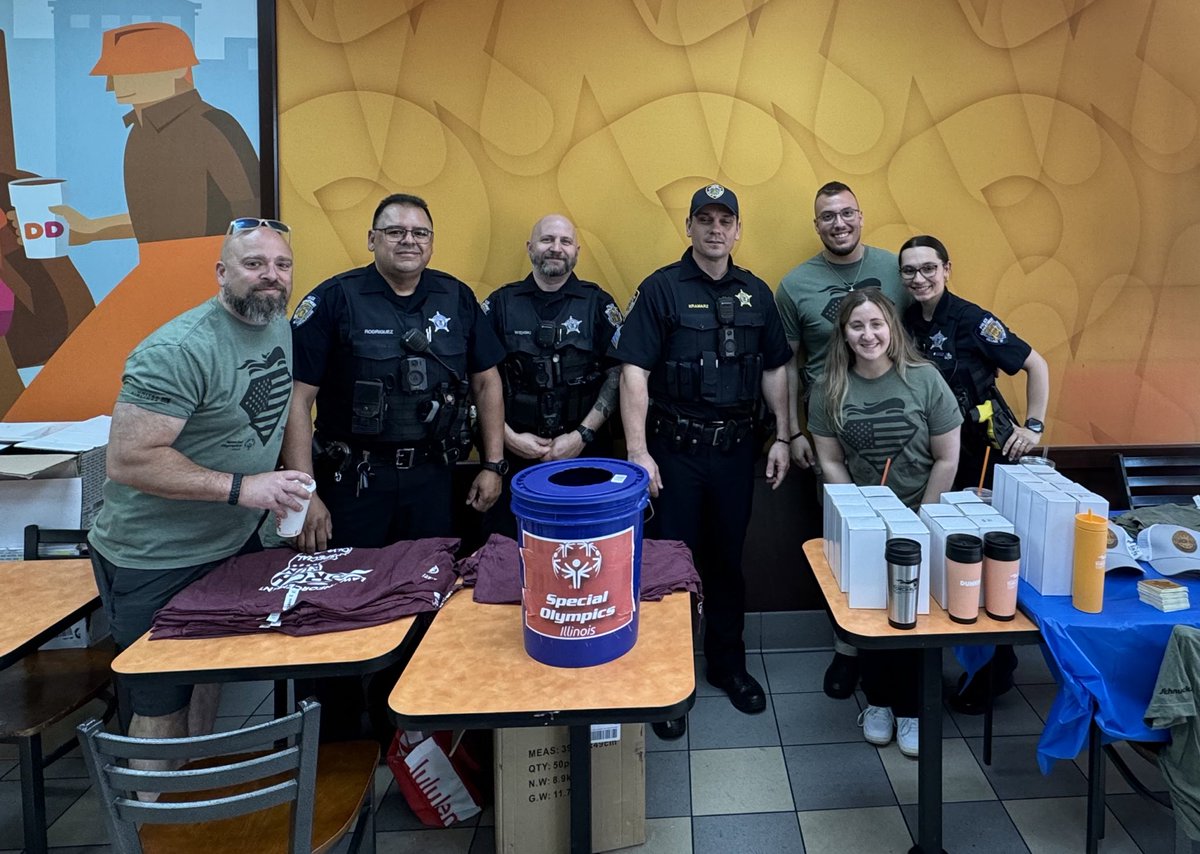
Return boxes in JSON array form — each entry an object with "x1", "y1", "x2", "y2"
[{"x1": 552, "y1": 541, "x2": 603, "y2": 589}]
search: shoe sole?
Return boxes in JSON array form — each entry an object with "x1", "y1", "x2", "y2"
[
  {"x1": 898, "y1": 744, "x2": 919, "y2": 758},
  {"x1": 863, "y1": 733, "x2": 893, "y2": 746}
]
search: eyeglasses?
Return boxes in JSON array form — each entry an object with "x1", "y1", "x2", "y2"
[
  {"x1": 815, "y1": 208, "x2": 860, "y2": 225},
  {"x1": 227, "y1": 218, "x2": 291, "y2": 242},
  {"x1": 899, "y1": 263, "x2": 943, "y2": 280},
  {"x1": 373, "y1": 226, "x2": 434, "y2": 244}
]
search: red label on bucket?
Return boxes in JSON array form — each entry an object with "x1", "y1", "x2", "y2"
[{"x1": 521, "y1": 527, "x2": 636, "y2": 640}]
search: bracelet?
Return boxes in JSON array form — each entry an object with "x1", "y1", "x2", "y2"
[
  {"x1": 775, "y1": 437, "x2": 789, "y2": 445},
  {"x1": 227, "y1": 472, "x2": 243, "y2": 506},
  {"x1": 789, "y1": 431, "x2": 805, "y2": 442}
]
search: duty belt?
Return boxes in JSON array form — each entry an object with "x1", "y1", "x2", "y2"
[{"x1": 648, "y1": 411, "x2": 753, "y2": 453}]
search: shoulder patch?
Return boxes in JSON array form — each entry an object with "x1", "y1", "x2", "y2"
[
  {"x1": 604, "y1": 302, "x2": 624, "y2": 327},
  {"x1": 480, "y1": 298, "x2": 491, "y2": 315},
  {"x1": 291, "y1": 294, "x2": 318, "y2": 327},
  {"x1": 624, "y1": 289, "x2": 640, "y2": 316},
  {"x1": 976, "y1": 315, "x2": 1008, "y2": 344}
]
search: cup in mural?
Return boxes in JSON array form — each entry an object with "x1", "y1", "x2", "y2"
[{"x1": 8, "y1": 177, "x2": 69, "y2": 259}]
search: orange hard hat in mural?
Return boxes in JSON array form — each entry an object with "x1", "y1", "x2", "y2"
[{"x1": 89, "y1": 23, "x2": 199, "y2": 76}]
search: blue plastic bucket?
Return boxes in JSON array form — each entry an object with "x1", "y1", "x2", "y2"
[{"x1": 510, "y1": 458, "x2": 650, "y2": 667}]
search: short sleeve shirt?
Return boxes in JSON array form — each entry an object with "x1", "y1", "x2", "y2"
[{"x1": 808, "y1": 364, "x2": 962, "y2": 508}]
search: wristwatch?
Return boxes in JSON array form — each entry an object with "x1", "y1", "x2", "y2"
[
  {"x1": 480, "y1": 459, "x2": 510, "y2": 476},
  {"x1": 1024, "y1": 418, "x2": 1045, "y2": 434},
  {"x1": 576, "y1": 425, "x2": 597, "y2": 445}
]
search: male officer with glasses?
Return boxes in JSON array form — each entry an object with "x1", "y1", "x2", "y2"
[
  {"x1": 774, "y1": 181, "x2": 910, "y2": 699},
  {"x1": 614, "y1": 183, "x2": 792, "y2": 738},
  {"x1": 480, "y1": 213, "x2": 623, "y2": 538},
  {"x1": 284, "y1": 192, "x2": 506, "y2": 553},
  {"x1": 89, "y1": 219, "x2": 311, "y2": 757}
]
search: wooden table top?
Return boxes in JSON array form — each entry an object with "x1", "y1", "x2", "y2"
[
  {"x1": 114, "y1": 614, "x2": 419, "y2": 684},
  {"x1": 389, "y1": 591, "x2": 695, "y2": 728},
  {"x1": 806, "y1": 539, "x2": 1040, "y2": 649},
  {"x1": 0, "y1": 559, "x2": 99, "y2": 668}
]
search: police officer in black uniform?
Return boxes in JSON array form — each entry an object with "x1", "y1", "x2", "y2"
[
  {"x1": 481, "y1": 214, "x2": 623, "y2": 539},
  {"x1": 282, "y1": 193, "x2": 507, "y2": 739},
  {"x1": 614, "y1": 183, "x2": 792, "y2": 739},
  {"x1": 899, "y1": 233, "x2": 1050, "y2": 714}
]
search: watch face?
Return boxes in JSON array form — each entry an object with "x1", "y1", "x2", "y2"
[{"x1": 1025, "y1": 419, "x2": 1044, "y2": 433}]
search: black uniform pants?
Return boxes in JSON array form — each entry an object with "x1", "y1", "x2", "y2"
[
  {"x1": 302, "y1": 458, "x2": 454, "y2": 741},
  {"x1": 859, "y1": 649, "x2": 920, "y2": 718},
  {"x1": 647, "y1": 433, "x2": 755, "y2": 679}
]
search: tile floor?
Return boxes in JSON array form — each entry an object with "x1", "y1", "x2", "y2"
[{"x1": 0, "y1": 644, "x2": 1183, "y2": 853}]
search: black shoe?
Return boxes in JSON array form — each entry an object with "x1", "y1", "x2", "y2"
[
  {"x1": 824, "y1": 651, "x2": 859, "y2": 699},
  {"x1": 707, "y1": 670, "x2": 766, "y2": 714},
  {"x1": 946, "y1": 666, "x2": 1015, "y2": 716},
  {"x1": 652, "y1": 716, "x2": 687, "y2": 740}
]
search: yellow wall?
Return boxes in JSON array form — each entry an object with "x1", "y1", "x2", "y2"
[{"x1": 277, "y1": 0, "x2": 1200, "y2": 446}]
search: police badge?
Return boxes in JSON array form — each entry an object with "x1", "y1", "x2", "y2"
[
  {"x1": 605, "y1": 303, "x2": 623, "y2": 327},
  {"x1": 977, "y1": 316, "x2": 1007, "y2": 344},
  {"x1": 291, "y1": 294, "x2": 318, "y2": 327}
]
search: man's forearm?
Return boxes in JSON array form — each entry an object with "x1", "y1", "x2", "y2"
[
  {"x1": 109, "y1": 446, "x2": 236, "y2": 503},
  {"x1": 580, "y1": 366, "x2": 620, "y2": 431},
  {"x1": 472, "y1": 367, "x2": 506, "y2": 461},
  {"x1": 619, "y1": 366, "x2": 651, "y2": 453},
  {"x1": 785, "y1": 353, "x2": 802, "y2": 435},
  {"x1": 762, "y1": 366, "x2": 790, "y2": 440},
  {"x1": 280, "y1": 390, "x2": 317, "y2": 476}
]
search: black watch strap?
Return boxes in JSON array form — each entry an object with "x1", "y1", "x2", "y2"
[
  {"x1": 481, "y1": 459, "x2": 510, "y2": 476},
  {"x1": 1024, "y1": 418, "x2": 1045, "y2": 434},
  {"x1": 227, "y1": 473, "x2": 243, "y2": 506},
  {"x1": 576, "y1": 425, "x2": 596, "y2": 445}
]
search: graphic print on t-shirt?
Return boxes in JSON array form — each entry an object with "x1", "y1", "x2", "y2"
[
  {"x1": 238, "y1": 345, "x2": 291, "y2": 444},
  {"x1": 818, "y1": 278, "x2": 885, "y2": 324},
  {"x1": 841, "y1": 397, "x2": 917, "y2": 468}
]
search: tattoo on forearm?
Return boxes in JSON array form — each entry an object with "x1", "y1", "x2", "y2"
[{"x1": 589, "y1": 368, "x2": 621, "y2": 423}]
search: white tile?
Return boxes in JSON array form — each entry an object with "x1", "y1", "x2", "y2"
[
  {"x1": 624, "y1": 816, "x2": 692, "y2": 853},
  {"x1": 798, "y1": 805, "x2": 912, "y2": 854},
  {"x1": 690, "y1": 747, "x2": 794, "y2": 815},
  {"x1": 878, "y1": 737, "x2": 996, "y2": 805},
  {"x1": 1004, "y1": 796, "x2": 1140, "y2": 853}
]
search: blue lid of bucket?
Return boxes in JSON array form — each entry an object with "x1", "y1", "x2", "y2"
[{"x1": 511, "y1": 458, "x2": 649, "y2": 514}]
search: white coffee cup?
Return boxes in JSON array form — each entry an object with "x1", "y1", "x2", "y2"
[
  {"x1": 9, "y1": 178, "x2": 69, "y2": 259},
  {"x1": 277, "y1": 479, "x2": 318, "y2": 538}
]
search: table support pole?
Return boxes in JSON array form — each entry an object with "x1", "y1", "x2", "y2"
[
  {"x1": 273, "y1": 679, "x2": 289, "y2": 719},
  {"x1": 1086, "y1": 721, "x2": 1105, "y2": 854},
  {"x1": 911, "y1": 646, "x2": 946, "y2": 854},
  {"x1": 569, "y1": 725, "x2": 592, "y2": 854}
]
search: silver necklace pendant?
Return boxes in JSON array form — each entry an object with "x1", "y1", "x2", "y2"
[{"x1": 822, "y1": 249, "x2": 866, "y2": 290}]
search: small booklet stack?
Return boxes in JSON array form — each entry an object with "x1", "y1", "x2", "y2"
[{"x1": 1138, "y1": 579, "x2": 1191, "y2": 612}]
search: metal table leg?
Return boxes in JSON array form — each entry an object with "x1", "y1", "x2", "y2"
[
  {"x1": 569, "y1": 724, "x2": 592, "y2": 854},
  {"x1": 19, "y1": 733, "x2": 48, "y2": 854},
  {"x1": 1086, "y1": 721, "x2": 1105, "y2": 854},
  {"x1": 274, "y1": 679, "x2": 289, "y2": 719},
  {"x1": 911, "y1": 646, "x2": 947, "y2": 854}
]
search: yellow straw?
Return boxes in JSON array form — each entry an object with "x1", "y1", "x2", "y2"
[
  {"x1": 880, "y1": 457, "x2": 892, "y2": 486},
  {"x1": 979, "y1": 445, "x2": 991, "y2": 491}
]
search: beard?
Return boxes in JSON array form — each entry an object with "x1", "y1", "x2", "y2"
[
  {"x1": 533, "y1": 253, "x2": 575, "y2": 278},
  {"x1": 222, "y1": 285, "x2": 288, "y2": 324},
  {"x1": 822, "y1": 236, "x2": 860, "y2": 257}
]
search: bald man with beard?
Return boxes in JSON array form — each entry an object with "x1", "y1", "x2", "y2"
[{"x1": 479, "y1": 214, "x2": 623, "y2": 538}]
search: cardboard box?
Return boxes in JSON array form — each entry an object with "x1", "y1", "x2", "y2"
[
  {"x1": 999, "y1": 469, "x2": 1042, "y2": 525},
  {"x1": 859, "y1": 485, "x2": 897, "y2": 498},
  {"x1": 878, "y1": 507, "x2": 920, "y2": 526},
  {"x1": 495, "y1": 724, "x2": 645, "y2": 854},
  {"x1": 843, "y1": 514, "x2": 888, "y2": 609},
  {"x1": 834, "y1": 504, "x2": 879, "y2": 592},
  {"x1": 940, "y1": 490, "x2": 984, "y2": 506},
  {"x1": 929, "y1": 516, "x2": 979, "y2": 609},
  {"x1": 919, "y1": 502, "x2": 961, "y2": 529},
  {"x1": 823, "y1": 485, "x2": 864, "y2": 564},
  {"x1": 883, "y1": 518, "x2": 931, "y2": 615},
  {"x1": 866, "y1": 495, "x2": 907, "y2": 512},
  {"x1": 39, "y1": 609, "x2": 110, "y2": 650},
  {"x1": 1026, "y1": 489, "x2": 1078, "y2": 596},
  {"x1": 991, "y1": 465, "x2": 1020, "y2": 519},
  {"x1": 959, "y1": 502, "x2": 999, "y2": 518}
]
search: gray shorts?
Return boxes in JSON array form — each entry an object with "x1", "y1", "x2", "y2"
[{"x1": 90, "y1": 537, "x2": 260, "y2": 717}]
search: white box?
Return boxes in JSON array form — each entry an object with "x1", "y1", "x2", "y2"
[
  {"x1": 878, "y1": 507, "x2": 920, "y2": 526},
  {"x1": 843, "y1": 515, "x2": 888, "y2": 609},
  {"x1": 991, "y1": 465, "x2": 1021, "y2": 519},
  {"x1": 823, "y1": 485, "x2": 864, "y2": 563},
  {"x1": 832, "y1": 502, "x2": 877, "y2": 591},
  {"x1": 859, "y1": 485, "x2": 897, "y2": 498},
  {"x1": 929, "y1": 516, "x2": 980, "y2": 609},
  {"x1": 1001, "y1": 469, "x2": 1043, "y2": 525},
  {"x1": 883, "y1": 519, "x2": 931, "y2": 615},
  {"x1": 867, "y1": 495, "x2": 907, "y2": 512},
  {"x1": 1036, "y1": 470, "x2": 1071, "y2": 486},
  {"x1": 1026, "y1": 489, "x2": 1078, "y2": 596},
  {"x1": 39, "y1": 609, "x2": 110, "y2": 650},
  {"x1": 919, "y1": 503, "x2": 961, "y2": 529},
  {"x1": 959, "y1": 503, "x2": 999, "y2": 518},
  {"x1": 941, "y1": 490, "x2": 984, "y2": 505},
  {"x1": 1016, "y1": 483, "x2": 1059, "y2": 547},
  {"x1": 1071, "y1": 491, "x2": 1108, "y2": 518}
]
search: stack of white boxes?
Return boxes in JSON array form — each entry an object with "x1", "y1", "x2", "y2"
[
  {"x1": 823, "y1": 484, "x2": 930, "y2": 614},
  {"x1": 992, "y1": 464, "x2": 1108, "y2": 596},
  {"x1": 921, "y1": 491, "x2": 1015, "y2": 609}
]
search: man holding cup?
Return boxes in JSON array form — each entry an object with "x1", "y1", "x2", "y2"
[{"x1": 88, "y1": 220, "x2": 311, "y2": 762}]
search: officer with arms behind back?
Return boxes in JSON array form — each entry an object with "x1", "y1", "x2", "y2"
[
  {"x1": 481, "y1": 213, "x2": 623, "y2": 539},
  {"x1": 614, "y1": 183, "x2": 792, "y2": 739},
  {"x1": 89, "y1": 219, "x2": 311, "y2": 776}
]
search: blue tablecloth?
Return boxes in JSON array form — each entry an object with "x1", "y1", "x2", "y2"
[{"x1": 1015, "y1": 566, "x2": 1200, "y2": 773}]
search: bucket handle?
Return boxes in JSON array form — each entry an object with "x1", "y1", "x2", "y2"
[{"x1": 644, "y1": 501, "x2": 656, "y2": 524}]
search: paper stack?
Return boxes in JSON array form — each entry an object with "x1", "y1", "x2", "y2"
[{"x1": 1138, "y1": 579, "x2": 1190, "y2": 612}]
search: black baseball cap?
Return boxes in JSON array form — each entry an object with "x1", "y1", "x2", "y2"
[{"x1": 689, "y1": 183, "x2": 739, "y2": 218}]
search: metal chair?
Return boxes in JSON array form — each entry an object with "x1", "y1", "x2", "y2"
[
  {"x1": 0, "y1": 524, "x2": 116, "y2": 854},
  {"x1": 78, "y1": 699, "x2": 379, "y2": 854},
  {"x1": 1117, "y1": 452, "x2": 1200, "y2": 509}
]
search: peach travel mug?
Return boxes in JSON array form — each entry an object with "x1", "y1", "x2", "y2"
[
  {"x1": 945, "y1": 533, "x2": 983, "y2": 624},
  {"x1": 983, "y1": 532, "x2": 1021, "y2": 620},
  {"x1": 1072, "y1": 510, "x2": 1107, "y2": 614}
]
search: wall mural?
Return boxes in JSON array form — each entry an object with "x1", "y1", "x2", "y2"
[
  {"x1": 0, "y1": 0, "x2": 261, "y2": 420},
  {"x1": 277, "y1": 0, "x2": 1200, "y2": 446}
]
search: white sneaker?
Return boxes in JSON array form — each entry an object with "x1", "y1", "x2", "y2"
[
  {"x1": 858, "y1": 705, "x2": 894, "y2": 746},
  {"x1": 896, "y1": 717, "x2": 919, "y2": 757}
]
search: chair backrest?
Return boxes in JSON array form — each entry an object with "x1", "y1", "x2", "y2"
[
  {"x1": 1117, "y1": 453, "x2": 1200, "y2": 510},
  {"x1": 78, "y1": 700, "x2": 322, "y2": 854},
  {"x1": 23, "y1": 524, "x2": 90, "y2": 561}
]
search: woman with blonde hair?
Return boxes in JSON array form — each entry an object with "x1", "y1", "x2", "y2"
[{"x1": 808, "y1": 289, "x2": 961, "y2": 756}]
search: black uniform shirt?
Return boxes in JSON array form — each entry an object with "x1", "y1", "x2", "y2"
[
  {"x1": 903, "y1": 288, "x2": 1031, "y2": 407},
  {"x1": 612, "y1": 249, "x2": 791, "y2": 420},
  {"x1": 290, "y1": 263, "x2": 505, "y2": 437},
  {"x1": 482, "y1": 273, "x2": 621, "y2": 365}
]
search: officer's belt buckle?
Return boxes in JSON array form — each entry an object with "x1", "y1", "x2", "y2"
[
  {"x1": 394, "y1": 447, "x2": 417, "y2": 469},
  {"x1": 709, "y1": 422, "x2": 728, "y2": 447}
]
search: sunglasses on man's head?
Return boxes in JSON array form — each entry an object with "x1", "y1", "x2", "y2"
[{"x1": 227, "y1": 218, "x2": 291, "y2": 242}]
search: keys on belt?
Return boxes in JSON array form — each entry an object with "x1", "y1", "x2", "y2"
[{"x1": 351, "y1": 445, "x2": 431, "y2": 495}]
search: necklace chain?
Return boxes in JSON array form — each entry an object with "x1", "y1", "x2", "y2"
[{"x1": 821, "y1": 248, "x2": 867, "y2": 290}]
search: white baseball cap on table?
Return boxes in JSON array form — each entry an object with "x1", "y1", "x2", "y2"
[
  {"x1": 1105, "y1": 522, "x2": 1145, "y2": 573},
  {"x1": 1136, "y1": 525, "x2": 1200, "y2": 576}
]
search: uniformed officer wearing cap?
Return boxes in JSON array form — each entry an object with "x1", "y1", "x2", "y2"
[
  {"x1": 480, "y1": 214, "x2": 623, "y2": 539},
  {"x1": 282, "y1": 192, "x2": 507, "y2": 553},
  {"x1": 614, "y1": 183, "x2": 792, "y2": 737}
]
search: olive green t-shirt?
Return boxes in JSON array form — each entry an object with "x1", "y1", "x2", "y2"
[{"x1": 90, "y1": 298, "x2": 292, "y2": 569}]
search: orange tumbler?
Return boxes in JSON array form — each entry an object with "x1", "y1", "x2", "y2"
[{"x1": 1071, "y1": 510, "x2": 1108, "y2": 613}]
